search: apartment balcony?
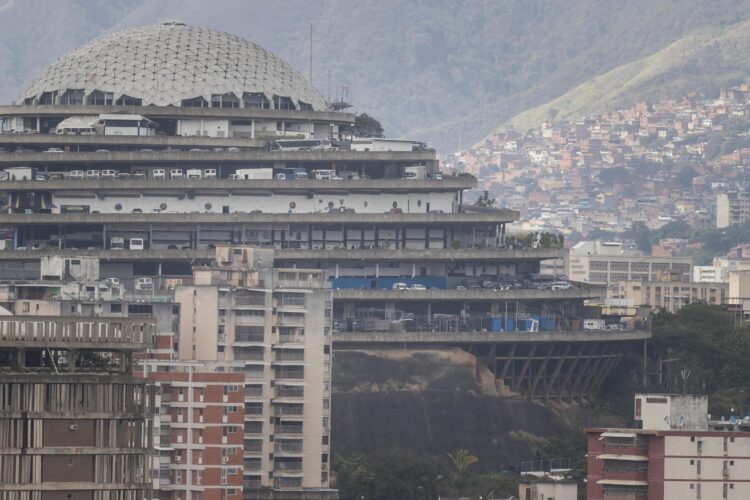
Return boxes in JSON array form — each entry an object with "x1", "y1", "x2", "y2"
[
  {"x1": 233, "y1": 334, "x2": 266, "y2": 345},
  {"x1": 234, "y1": 315, "x2": 265, "y2": 326},
  {"x1": 274, "y1": 441, "x2": 304, "y2": 455},
  {"x1": 273, "y1": 404, "x2": 304, "y2": 417},
  {"x1": 274, "y1": 368, "x2": 305, "y2": 380},
  {"x1": 275, "y1": 424, "x2": 303, "y2": 435},
  {"x1": 274, "y1": 461, "x2": 303, "y2": 473},
  {"x1": 275, "y1": 315, "x2": 306, "y2": 327}
]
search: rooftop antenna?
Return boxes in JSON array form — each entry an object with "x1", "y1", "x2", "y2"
[{"x1": 309, "y1": 24, "x2": 313, "y2": 83}]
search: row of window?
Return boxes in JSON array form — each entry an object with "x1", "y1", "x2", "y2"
[{"x1": 29, "y1": 90, "x2": 313, "y2": 110}]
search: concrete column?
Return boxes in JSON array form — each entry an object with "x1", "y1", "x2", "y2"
[
  {"x1": 16, "y1": 348, "x2": 25, "y2": 369},
  {"x1": 375, "y1": 263, "x2": 380, "y2": 278},
  {"x1": 343, "y1": 302, "x2": 355, "y2": 319},
  {"x1": 68, "y1": 349, "x2": 77, "y2": 372},
  {"x1": 251, "y1": 119, "x2": 255, "y2": 139}
]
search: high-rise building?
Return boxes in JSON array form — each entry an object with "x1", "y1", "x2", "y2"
[
  {"x1": 173, "y1": 246, "x2": 333, "y2": 498},
  {"x1": 141, "y1": 360, "x2": 247, "y2": 500},
  {"x1": 716, "y1": 191, "x2": 750, "y2": 228}
]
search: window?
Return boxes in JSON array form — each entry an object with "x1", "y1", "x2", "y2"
[{"x1": 110, "y1": 303, "x2": 122, "y2": 313}]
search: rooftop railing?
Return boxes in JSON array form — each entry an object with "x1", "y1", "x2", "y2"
[{"x1": 0, "y1": 316, "x2": 154, "y2": 346}]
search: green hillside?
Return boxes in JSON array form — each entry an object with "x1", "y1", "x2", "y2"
[{"x1": 505, "y1": 19, "x2": 750, "y2": 133}]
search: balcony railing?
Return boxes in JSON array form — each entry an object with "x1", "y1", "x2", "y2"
[
  {"x1": 275, "y1": 441, "x2": 303, "y2": 453},
  {"x1": 0, "y1": 316, "x2": 154, "y2": 346},
  {"x1": 274, "y1": 405, "x2": 304, "y2": 416},
  {"x1": 275, "y1": 425, "x2": 303, "y2": 435},
  {"x1": 275, "y1": 387, "x2": 304, "y2": 398}
]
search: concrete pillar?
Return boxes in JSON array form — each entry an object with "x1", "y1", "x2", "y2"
[
  {"x1": 343, "y1": 302, "x2": 355, "y2": 319},
  {"x1": 251, "y1": 119, "x2": 255, "y2": 139},
  {"x1": 16, "y1": 348, "x2": 25, "y2": 369},
  {"x1": 68, "y1": 349, "x2": 78, "y2": 372}
]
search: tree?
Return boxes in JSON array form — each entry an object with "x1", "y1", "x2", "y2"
[
  {"x1": 335, "y1": 449, "x2": 449, "y2": 500},
  {"x1": 447, "y1": 449, "x2": 479, "y2": 494},
  {"x1": 676, "y1": 165, "x2": 698, "y2": 187},
  {"x1": 474, "y1": 190, "x2": 496, "y2": 208},
  {"x1": 353, "y1": 113, "x2": 384, "y2": 138}
]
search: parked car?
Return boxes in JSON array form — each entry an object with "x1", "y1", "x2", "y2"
[
  {"x1": 455, "y1": 285, "x2": 468, "y2": 291},
  {"x1": 133, "y1": 170, "x2": 147, "y2": 180},
  {"x1": 101, "y1": 170, "x2": 117, "y2": 179},
  {"x1": 227, "y1": 147, "x2": 240, "y2": 152},
  {"x1": 86, "y1": 170, "x2": 100, "y2": 180},
  {"x1": 43, "y1": 147, "x2": 64, "y2": 153},
  {"x1": 117, "y1": 172, "x2": 131, "y2": 179},
  {"x1": 152, "y1": 169, "x2": 166, "y2": 180},
  {"x1": 69, "y1": 170, "x2": 84, "y2": 179},
  {"x1": 409, "y1": 284, "x2": 427, "y2": 290},
  {"x1": 392, "y1": 282, "x2": 408, "y2": 290},
  {"x1": 95, "y1": 149, "x2": 110, "y2": 153}
]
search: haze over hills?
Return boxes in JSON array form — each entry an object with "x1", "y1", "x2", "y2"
[
  {"x1": 504, "y1": 18, "x2": 750, "y2": 135},
  {"x1": 3, "y1": 0, "x2": 750, "y2": 152}
]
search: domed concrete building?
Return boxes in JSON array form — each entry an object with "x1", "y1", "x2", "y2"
[{"x1": 17, "y1": 21, "x2": 328, "y2": 111}]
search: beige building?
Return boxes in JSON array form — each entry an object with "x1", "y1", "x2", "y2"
[
  {"x1": 568, "y1": 241, "x2": 693, "y2": 285},
  {"x1": 518, "y1": 479, "x2": 577, "y2": 500},
  {"x1": 716, "y1": 191, "x2": 750, "y2": 228},
  {"x1": 608, "y1": 278, "x2": 727, "y2": 313},
  {"x1": 175, "y1": 246, "x2": 334, "y2": 498}
]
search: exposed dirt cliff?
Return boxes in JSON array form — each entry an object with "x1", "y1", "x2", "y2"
[{"x1": 331, "y1": 348, "x2": 624, "y2": 470}]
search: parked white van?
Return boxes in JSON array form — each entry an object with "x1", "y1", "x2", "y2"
[
  {"x1": 170, "y1": 169, "x2": 183, "y2": 180},
  {"x1": 152, "y1": 169, "x2": 166, "y2": 180},
  {"x1": 129, "y1": 238, "x2": 145, "y2": 250}
]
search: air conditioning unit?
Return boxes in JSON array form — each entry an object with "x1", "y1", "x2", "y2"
[
  {"x1": 68, "y1": 424, "x2": 78, "y2": 431},
  {"x1": 175, "y1": 455, "x2": 181, "y2": 464},
  {"x1": 222, "y1": 456, "x2": 228, "y2": 464}
]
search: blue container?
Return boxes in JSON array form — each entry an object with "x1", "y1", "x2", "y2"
[
  {"x1": 540, "y1": 317, "x2": 556, "y2": 331},
  {"x1": 490, "y1": 318, "x2": 514, "y2": 332}
]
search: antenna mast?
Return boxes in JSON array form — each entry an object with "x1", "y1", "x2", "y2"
[{"x1": 309, "y1": 24, "x2": 313, "y2": 82}]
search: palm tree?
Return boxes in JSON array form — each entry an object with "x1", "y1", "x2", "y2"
[{"x1": 447, "y1": 449, "x2": 479, "y2": 493}]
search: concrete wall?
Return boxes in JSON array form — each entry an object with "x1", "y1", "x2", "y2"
[
  {"x1": 51, "y1": 191, "x2": 457, "y2": 215},
  {"x1": 176, "y1": 285, "x2": 219, "y2": 360},
  {"x1": 176, "y1": 118, "x2": 231, "y2": 138},
  {"x1": 635, "y1": 394, "x2": 708, "y2": 431}
]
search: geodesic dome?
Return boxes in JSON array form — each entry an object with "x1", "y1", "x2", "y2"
[{"x1": 17, "y1": 21, "x2": 328, "y2": 111}]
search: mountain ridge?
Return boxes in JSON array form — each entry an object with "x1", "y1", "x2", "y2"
[{"x1": 2, "y1": 0, "x2": 750, "y2": 152}]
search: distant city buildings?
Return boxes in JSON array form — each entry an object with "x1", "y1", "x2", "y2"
[
  {"x1": 449, "y1": 83, "x2": 750, "y2": 237},
  {"x1": 567, "y1": 241, "x2": 692, "y2": 285}
]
